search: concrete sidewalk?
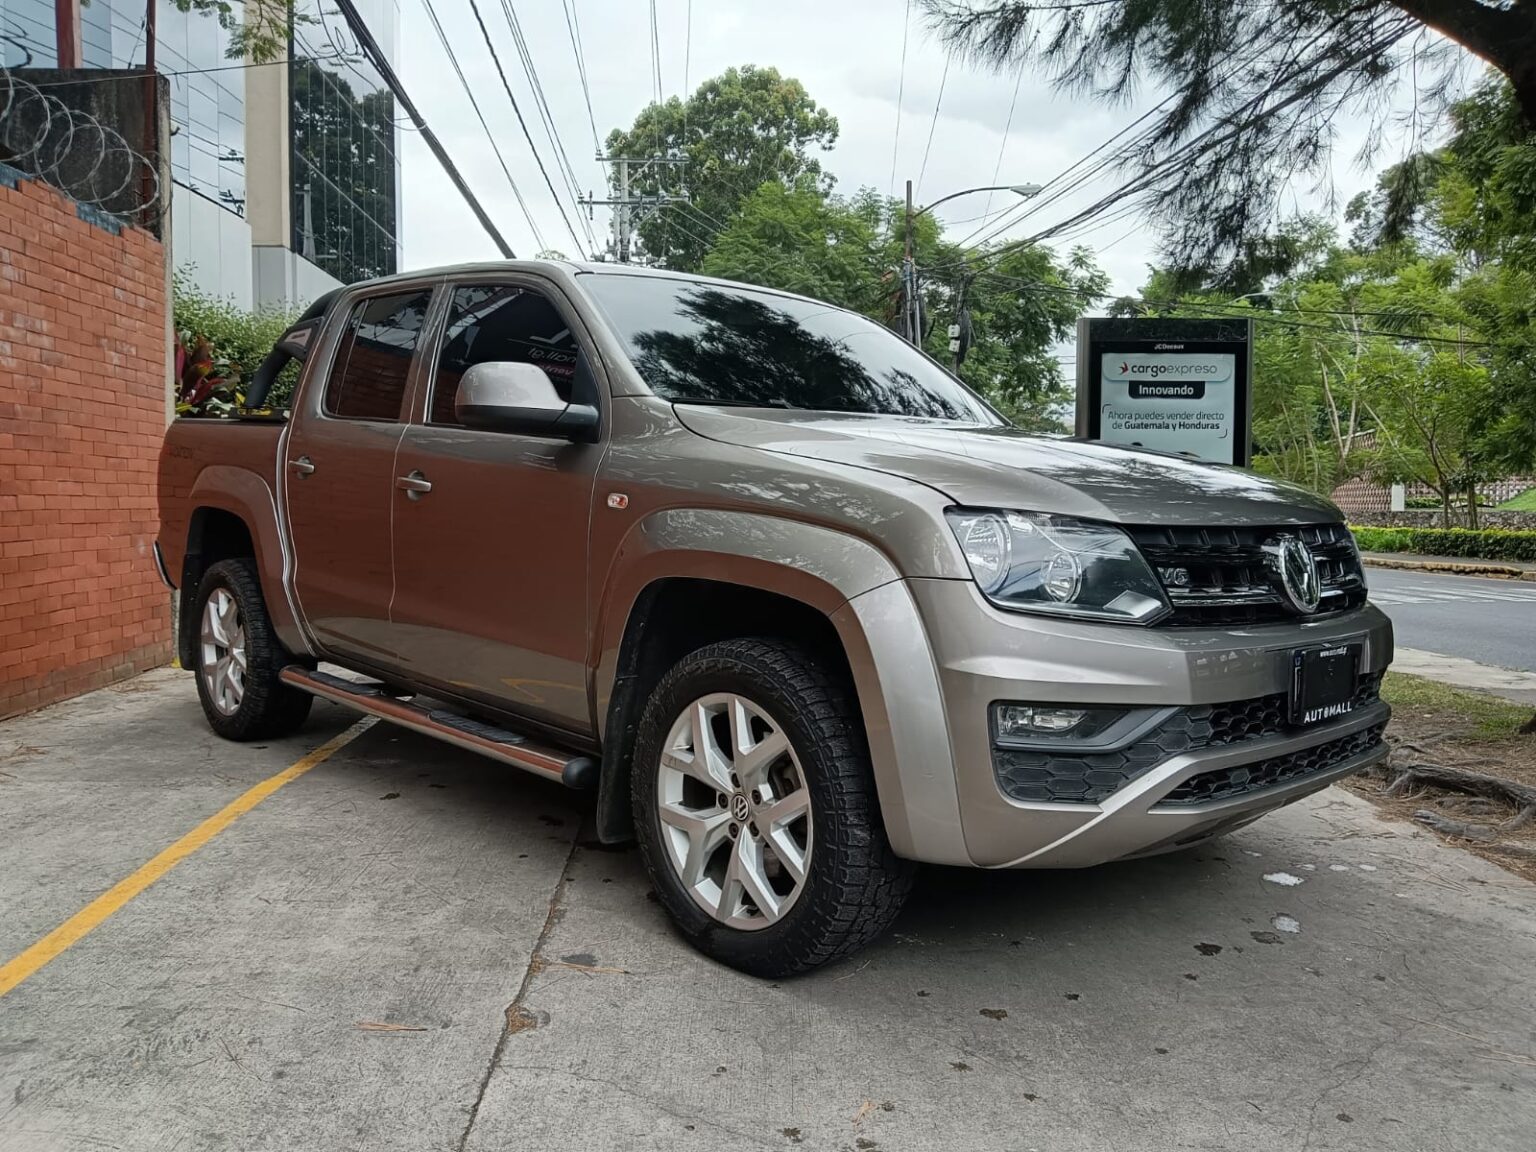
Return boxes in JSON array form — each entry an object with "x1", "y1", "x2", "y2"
[
  {"x1": 1392, "y1": 647, "x2": 1536, "y2": 708},
  {"x1": 1362, "y1": 551, "x2": 1536, "y2": 580},
  {"x1": 3, "y1": 670, "x2": 1534, "y2": 1151}
]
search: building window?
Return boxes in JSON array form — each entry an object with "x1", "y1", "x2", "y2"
[
  {"x1": 0, "y1": 0, "x2": 248, "y2": 214},
  {"x1": 288, "y1": 0, "x2": 400, "y2": 285},
  {"x1": 0, "y1": 0, "x2": 59, "y2": 67}
]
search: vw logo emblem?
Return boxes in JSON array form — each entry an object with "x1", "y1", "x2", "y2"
[
  {"x1": 1264, "y1": 535, "x2": 1321, "y2": 614},
  {"x1": 731, "y1": 793, "x2": 751, "y2": 822}
]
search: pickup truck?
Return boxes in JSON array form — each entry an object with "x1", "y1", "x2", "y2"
[{"x1": 157, "y1": 261, "x2": 1393, "y2": 976}]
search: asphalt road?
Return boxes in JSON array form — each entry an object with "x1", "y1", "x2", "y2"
[
  {"x1": 1367, "y1": 566, "x2": 1536, "y2": 672},
  {"x1": 3, "y1": 671, "x2": 1535, "y2": 1151}
]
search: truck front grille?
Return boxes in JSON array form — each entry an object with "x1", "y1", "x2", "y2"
[
  {"x1": 1156, "y1": 722, "x2": 1388, "y2": 806},
  {"x1": 991, "y1": 674, "x2": 1383, "y2": 805},
  {"x1": 1126, "y1": 523, "x2": 1367, "y2": 627}
]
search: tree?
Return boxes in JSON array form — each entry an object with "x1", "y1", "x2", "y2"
[
  {"x1": 1368, "y1": 347, "x2": 1500, "y2": 525},
  {"x1": 1117, "y1": 210, "x2": 1517, "y2": 517},
  {"x1": 700, "y1": 181, "x2": 888, "y2": 311},
  {"x1": 177, "y1": 0, "x2": 295, "y2": 63},
  {"x1": 925, "y1": 1, "x2": 1536, "y2": 279},
  {"x1": 945, "y1": 245, "x2": 1108, "y2": 428},
  {"x1": 603, "y1": 66, "x2": 838, "y2": 271},
  {"x1": 289, "y1": 57, "x2": 399, "y2": 284}
]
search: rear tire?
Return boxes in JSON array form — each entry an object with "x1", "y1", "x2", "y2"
[
  {"x1": 192, "y1": 558, "x2": 313, "y2": 741},
  {"x1": 632, "y1": 638, "x2": 914, "y2": 977}
]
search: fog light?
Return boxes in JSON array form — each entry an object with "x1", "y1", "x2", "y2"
[{"x1": 996, "y1": 704, "x2": 1088, "y2": 737}]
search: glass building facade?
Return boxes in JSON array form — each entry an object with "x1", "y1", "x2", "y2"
[
  {"x1": 2, "y1": 1, "x2": 399, "y2": 298},
  {"x1": 288, "y1": 0, "x2": 400, "y2": 284},
  {"x1": 1, "y1": 0, "x2": 245, "y2": 214}
]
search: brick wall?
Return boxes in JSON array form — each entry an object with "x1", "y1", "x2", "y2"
[{"x1": 0, "y1": 167, "x2": 171, "y2": 719}]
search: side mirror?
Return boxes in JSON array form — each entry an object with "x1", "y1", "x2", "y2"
[{"x1": 455, "y1": 361, "x2": 600, "y2": 442}]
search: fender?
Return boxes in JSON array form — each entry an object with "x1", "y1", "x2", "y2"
[
  {"x1": 590, "y1": 509, "x2": 968, "y2": 863},
  {"x1": 185, "y1": 466, "x2": 312, "y2": 658}
]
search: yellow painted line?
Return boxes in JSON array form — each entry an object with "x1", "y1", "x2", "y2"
[{"x1": 0, "y1": 717, "x2": 375, "y2": 998}]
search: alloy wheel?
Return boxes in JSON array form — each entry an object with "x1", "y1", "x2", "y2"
[
  {"x1": 200, "y1": 588, "x2": 246, "y2": 716},
  {"x1": 656, "y1": 692, "x2": 813, "y2": 930}
]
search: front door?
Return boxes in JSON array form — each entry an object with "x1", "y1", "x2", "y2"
[
  {"x1": 389, "y1": 281, "x2": 603, "y2": 735},
  {"x1": 285, "y1": 285, "x2": 434, "y2": 667}
]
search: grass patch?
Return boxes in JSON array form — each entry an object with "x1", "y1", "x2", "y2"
[
  {"x1": 1381, "y1": 672, "x2": 1532, "y2": 740},
  {"x1": 1497, "y1": 487, "x2": 1536, "y2": 512}
]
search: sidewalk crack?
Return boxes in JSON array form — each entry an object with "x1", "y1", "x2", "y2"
[{"x1": 455, "y1": 836, "x2": 579, "y2": 1152}]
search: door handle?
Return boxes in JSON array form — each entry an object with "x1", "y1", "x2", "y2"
[
  {"x1": 396, "y1": 471, "x2": 432, "y2": 499},
  {"x1": 288, "y1": 456, "x2": 315, "y2": 477}
]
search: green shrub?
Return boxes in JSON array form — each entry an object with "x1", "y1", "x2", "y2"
[
  {"x1": 1351, "y1": 525, "x2": 1536, "y2": 562},
  {"x1": 172, "y1": 271, "x2": 300, "y2": 406}
]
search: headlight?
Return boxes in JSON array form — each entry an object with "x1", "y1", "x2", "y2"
[{"x1": 945, "y1": 509, "x2": 1170, "y2": 623}]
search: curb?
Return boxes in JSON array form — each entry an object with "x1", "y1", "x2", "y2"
[{"x1": 1362, "y1": 556, "x2": 1536, "y2": 581}]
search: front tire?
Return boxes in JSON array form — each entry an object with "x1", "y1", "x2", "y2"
[
  {"x1": 632, "y1": 638, "x2": 914, "y2": 977},
  {"x1": 192, "y1": 558, "x2": 313, "y2": 741}
]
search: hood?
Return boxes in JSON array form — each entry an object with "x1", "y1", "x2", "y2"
[{"x1": 675, "y1": 407, "x2": 1341, "y2": 526}]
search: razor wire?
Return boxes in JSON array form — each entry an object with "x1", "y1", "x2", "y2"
[{"x1": 0, "y1": 56, "x2": 163, "y2": 225}]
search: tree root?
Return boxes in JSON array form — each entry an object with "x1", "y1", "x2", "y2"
[
  {"x1": 1481, "y1": 841, "x2": 1536, "y2": 862},
  {"x1": 1507, "y1": 805, "x2": 1536, "y2": 832},
  {"x1": 1385, "y1": 761, "x2": 1536, "y2": 812},
  {"x1": 1412, "y1": 810, "x2": 1497, "y2": 841}
]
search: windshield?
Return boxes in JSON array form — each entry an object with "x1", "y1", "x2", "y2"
[{"x1": 582, "y1": 274, "x2": 1003, "y2": 424}]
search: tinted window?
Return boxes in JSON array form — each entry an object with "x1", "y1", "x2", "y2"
[
  {"x1": 323, "y1": 289, "x2": 431, "y2": 421},
  {"x1": 430, "y1": 285, "x2": 578, "y2": 425},
  {"x1": 582, "y1": 275, "x2": 1001, "y2": 423}
]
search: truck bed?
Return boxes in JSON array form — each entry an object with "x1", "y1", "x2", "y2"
[{"x1": 158, "y1": 417, "x2": 285, "y2": 590}]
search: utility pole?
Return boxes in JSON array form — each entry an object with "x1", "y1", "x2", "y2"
[
  {"x1": 902, "y1": 181, "x2": 1041, "y2": 350},
  {"x1": 904, "y1": 179, "x2": 917, "y2": 344},
  {"x1": 949, "y1": 275, "x2": 971, "y2": 374},
  {"x1": 580, "y1": 154, "x2": 689, "y2": 264}
]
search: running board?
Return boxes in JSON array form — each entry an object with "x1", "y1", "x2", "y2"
[{"x1": 280, "y1": 666, "x2": 598, "y2": 790}]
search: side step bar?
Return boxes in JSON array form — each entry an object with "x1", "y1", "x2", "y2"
[{"x1": 280, "y1": 666, "x2": 598, "y2": 790}]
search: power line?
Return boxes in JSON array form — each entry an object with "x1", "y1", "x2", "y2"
[
  {"x1": 496, "y1": 0, "x2": 597, "y2": 253},
  {"x1": 981, "y1": 72, "x2": 1023, "y2": 222},
  {"x1": 561, "y1": 0, "x2": 602, "y2": 154},
  {"x1": 916, "y1": 55, "x2": 949, "y2": 201},
  {"x1": 888, "y1": 0, "x2": 911, "y2": 198},
  {"x1": 958, "y1": 17, "x2": 1420, "y2": 273},
  {"x1": 683, "y1": 0, "x2": 693, "y2": 126},
  {"x1": 649, "y1": 0, "x2": 667, "y2": 257},
  {"x1": 649, "y1": 0, "x2": 664, "y2": 104},
  {"x1": 462, "y1": 0, "x2": 584, "y2": 254},
  {"x1": 957, "y1": 97, "x2": 1172, "y2": 250},
  {"x1": 420, "y1": 0, "x2": 546, "y2": 252},
  {"x1": 968, "y1": 268, "x2": 1495, "y2": 348},
  {"x1": 330, "y1": 0, "x2": 513, "y2": 257}
]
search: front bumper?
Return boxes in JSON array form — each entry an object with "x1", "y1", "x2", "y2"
[{"x1": 906, "y1": 579, "x2": 1394, "y2": 868}]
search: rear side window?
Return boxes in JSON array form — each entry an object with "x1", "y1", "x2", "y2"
[
  {"x1": 324, "y1": 289, "x2": 433, "y2": 420},
  {"x1": 429, "y1": 284, "x2": 578, "y2": 425}
]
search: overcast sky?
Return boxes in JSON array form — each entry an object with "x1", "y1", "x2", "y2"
[{"x1": 395, "y1": 0, "x2": 1413, "y2": 298}]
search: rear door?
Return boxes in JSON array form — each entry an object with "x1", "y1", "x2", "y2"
[
  {"x1": 388, "y1": 278, "x2": 604, "y2": 735},
  {"x1": 285, "y1": 284, "x2": 436, "y2": 667}
]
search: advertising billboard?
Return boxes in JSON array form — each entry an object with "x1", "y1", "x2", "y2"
[{"x1": 1075, "y1": 318, "x2": 1253, "y2": 467}]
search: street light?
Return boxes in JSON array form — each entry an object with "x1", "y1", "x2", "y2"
[
  {"x1": 903, "y1": 182, "x2": 1043, "y2": 343},
  {"x1": 914, "y1": 183, "x2": 1043, "y2": 218}
]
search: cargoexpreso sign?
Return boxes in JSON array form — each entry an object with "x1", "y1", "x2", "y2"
[{"x1": 1099, "y1": 351, "x2": 1237, "y2": 463}]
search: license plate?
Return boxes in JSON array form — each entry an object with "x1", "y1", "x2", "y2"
[{"x1": 1290, "y1": 644, "x2": 1360, "y2": 726}]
